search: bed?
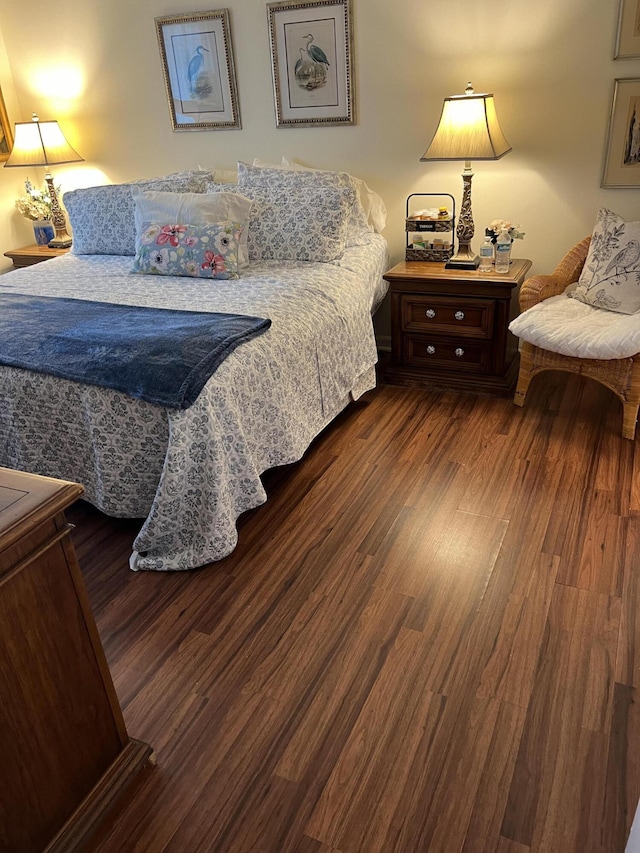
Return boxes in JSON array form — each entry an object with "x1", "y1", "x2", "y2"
[{"x1": 0, "y1": 162, "x2": 388, "y2": 571}]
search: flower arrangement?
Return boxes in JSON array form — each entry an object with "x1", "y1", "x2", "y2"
[
  {"x1": 486, "y1": 219, "x2": 525, "y2": 242},
  {"x1": 15, "y1": 179, "x2": 55, "y2": 221}
]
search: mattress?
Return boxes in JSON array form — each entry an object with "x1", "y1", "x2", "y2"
[{"x1": 0, "y1": 233, "x2": 388, "y2": 570}]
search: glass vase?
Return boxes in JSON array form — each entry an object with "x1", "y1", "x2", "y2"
[{"x1": 33, "y1": 220, "x2": 55, "y2": 246}]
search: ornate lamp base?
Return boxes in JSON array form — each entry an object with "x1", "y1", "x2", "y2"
[
  {"x1": 48, "y1": 233, "x2": 73, "y2": 249},
  {"x1": 445, "y1": 241, "x2": 479, "y2": 270},
  {"x1": 446, "y1": 162, "x2": 479, "y2": 270},
  {"x1": 45, "y1": 173, "x2": 73, "y2": 249}
]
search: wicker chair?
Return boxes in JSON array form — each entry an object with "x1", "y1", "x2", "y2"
[{"x1": 513, "y1": 236, "x2": 640, "y2": 439}]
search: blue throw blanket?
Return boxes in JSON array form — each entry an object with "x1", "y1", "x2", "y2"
[{"x1": 0, "y1": 294, "x2": 271, "y2": 409}]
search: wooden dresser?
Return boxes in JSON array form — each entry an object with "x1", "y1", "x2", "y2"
[{"x1": 0, "y1": 467, "x2": 153, "y2": 853}]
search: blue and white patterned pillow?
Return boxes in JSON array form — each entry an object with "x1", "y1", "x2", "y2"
[
  {"x1": 132, "y1": 221, "x2": 241, "y2": 279},
  {"x1": 64, "y1": 171, "x2": 214, "y2": 256},
  {"x1": 237, "y1": 161, "x2": 370, "y2": 246},
  {"x1": 230, "y1": 180, "x2": 353, "y2": 262}
]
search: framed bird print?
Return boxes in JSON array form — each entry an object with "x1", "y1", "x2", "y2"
[
  {"x1": 155, "y1": 9, "x2": 241, "y2": 131},
  {"x1": 602, "y1": 78, "x2": 640, "y2": 187},
  {"x1": 267, "y1": 0, "x2": 355, "y2": 128},
  {"x1": 614, "y1": 0, "x2": 640, "y2": 59}
]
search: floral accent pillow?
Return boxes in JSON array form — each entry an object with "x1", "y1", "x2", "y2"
[
  {"x1": 227, "y1": 179, "x2": 354, "y2": 262},
  {"x1": 237, "y1": 161, "x2": 371, "y2": 247},
  {"x1": 64, "y1": 171, "x2": 214, "y2": 257},
  {"x1": 133, "y1": 188, "x2": 252, "y2": 269},
  {"x1": 569, "y1": 208, "x2": 640, "y2": 314},
  {"x1": 132, "y1": 221, "x2": 241, "y2": 279}
]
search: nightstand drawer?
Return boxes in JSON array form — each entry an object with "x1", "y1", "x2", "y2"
[
  {"x1": 404, "y1": 335, "x2": 493, "y2": 373},
  {"x1": 400, "y1": 294, "x2": 495, "y2": 340}
]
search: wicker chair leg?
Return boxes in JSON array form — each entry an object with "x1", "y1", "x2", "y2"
[
  {"x1": 622, "y1": 401, "x2": 639, "y2": 440},
  {"x1": 513, "y1": 349, "x2": 534, "y2": 408}
]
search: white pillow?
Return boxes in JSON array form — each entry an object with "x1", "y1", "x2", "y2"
[
  {"x1": 569, "y1": 208, "x2": 640, "y2": 314},
  {"x1": 252, "y1": 158, "x2": 282, "y2": 169},
  {"x1": 132, "y1": 188, "x2": 252, "y2": 269},
  {"x1": 281, "y1": 157, "x2": 387, "y2": 234},
  {"x1": 213, "y1": 169, "x2": 238, "y2": 184}
]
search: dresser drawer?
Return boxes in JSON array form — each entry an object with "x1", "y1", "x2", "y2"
[
  {"x1": 400, "y1": 294, "x2": 495, "y2": 339},
  {"x1": 404, "y1": 335, "x2": 493, "y2": 373}
]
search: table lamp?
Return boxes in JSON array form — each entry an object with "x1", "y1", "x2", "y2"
[
  {"x1": 421, "y1": 83, "x2": 511, "y2": 270},
  {"x1": 4, "y1": 112, "x2": 83, "y2": 248}
]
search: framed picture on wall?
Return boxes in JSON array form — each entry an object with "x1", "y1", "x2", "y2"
[
  {"x1": 267, "y1": 0, "x2": 355, "y2": 128},
  {"x1": 615, "y1": 0, "x2": 640, "y2": 59},
  {"x1": 0, "y1": 86, "x2": 13, "y2": 161},
  {"x1": 155, "y1": 9, "x2": 241, "y2": 131},
  {"x1": 602, "y1": 78, "x2": 640, "y2": 187}
]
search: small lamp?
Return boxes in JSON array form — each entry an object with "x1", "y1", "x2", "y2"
[
  {"x1": 421, "y1": 83, "x2": 511, "y2": 270},
  {"x1": 4, "y1": 112, "x2": 83, "y2": 248}
]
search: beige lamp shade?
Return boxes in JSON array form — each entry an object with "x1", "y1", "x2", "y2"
[
  {"x1": 421, "y1": 89, "x2": 511, "y2": 161},
  {"x1": 4, "y1": 113, "x2": 83, "y2": 168}
]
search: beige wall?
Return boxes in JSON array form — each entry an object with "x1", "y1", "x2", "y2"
[{"x1": 0, "y1": 0, "x2": 638, "y2": 338}]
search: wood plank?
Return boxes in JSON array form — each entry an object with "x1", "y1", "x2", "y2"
[
  {"x1": 602, "y1": 683, "x2": 640, "y2": 852},
  {"x1": 616, "y1": 516, "x2": 640, "y2": 688},
  {"x1": 501, "y1": 585, "x2": 619, "y2": 851},
  {"x1": 464, "y1": 701, "x2": 528, "y2": 845},
  {"x1": 573, "y1": 491, "x2": 626, "y2": 596},
  {"x1": 463, "y1": 835, "x2": 530, "y2": 853},
  {"x1": 305, "y1": 627, "x2": 448, "y2": 852}
]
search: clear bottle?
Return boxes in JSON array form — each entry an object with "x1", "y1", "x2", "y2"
[
  {"x1": 478, "y1": 230, "x2": 494, "y2": 272},
  {"x1": 494, "y1": 229, "x2": 511, "y2": 274}
]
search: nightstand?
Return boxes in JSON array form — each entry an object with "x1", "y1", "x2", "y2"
[
  {"x1": 4, "y1": 243, "x2": 70, "y2": 268},
  {"x1": 383, "y1": 258, "x2": 532, "y2": 396}
]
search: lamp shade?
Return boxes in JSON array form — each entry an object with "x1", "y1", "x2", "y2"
[
  {"x1": 4, "y1": 113, "x2": 83, "y2": 168},
  {"x1": 421, "y1": 86, "x2": 511, "y2": 161}
]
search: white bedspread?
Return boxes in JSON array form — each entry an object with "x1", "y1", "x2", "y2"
[{"x1": 0, "y1": 234, "x2": 388, "y2": 570}]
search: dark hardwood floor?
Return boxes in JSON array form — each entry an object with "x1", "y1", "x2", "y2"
[{"x1": 70, "y1": 374, "x2": 640, "y2": 853}]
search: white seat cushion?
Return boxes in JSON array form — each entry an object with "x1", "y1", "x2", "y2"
[{"x1": 509, "y1": 291, "x2": 640, "y2": 359}]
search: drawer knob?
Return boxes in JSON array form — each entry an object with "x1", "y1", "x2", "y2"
[
  {"x1": 427, "y1": 345, "x2": 436, "y2": 355},
  {"x1": 455, "y1": 347, "x2": 465, "y2": 357},
  {"x1": 455, "y1": 311, "x2": 465, "y2": 321},
  {"x1": 425, "y1": 309, "x2": 436, "y2": 319}
]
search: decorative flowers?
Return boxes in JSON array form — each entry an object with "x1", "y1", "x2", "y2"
[
  {"x1": 156, "y1": 224, "x2": 187, "y2": 247},
  {"x1": 201, "y1": 250, "x2": 228, "y2": 275},
  {"x1": 15, "y1": 179, "x2": 57, "y2": 221},
  {"x1": 149, "y1": 249, "x2": 170, "y2": 272},
  {"x1": 487, "y1": 219, "x2": 525, "y2": 242}
]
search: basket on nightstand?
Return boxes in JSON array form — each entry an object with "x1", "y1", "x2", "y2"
[{"x1": 405, "y1": 193, "x2": 456, "y2": 262}]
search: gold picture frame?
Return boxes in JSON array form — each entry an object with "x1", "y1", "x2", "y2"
[
  {"x1": 267, "y1": 0, "x2": 355, "y2": 128},
  {"x1": 0, "y1": 86, "x2": 13, "y2": 161},
  {"x1": 155, "y1": 8, "x2": 241, "y2": 131},
  {"x1": 615, "y1": 0, "x2": 640, "y2": 59},
  {"x1": 602, "y1": 78, "x2": 640, "y2": 187}
]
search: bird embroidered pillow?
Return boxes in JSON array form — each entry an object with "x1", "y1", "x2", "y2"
[{"x1": 570, "y1": 209, "x2": 640, "y2": 314}]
